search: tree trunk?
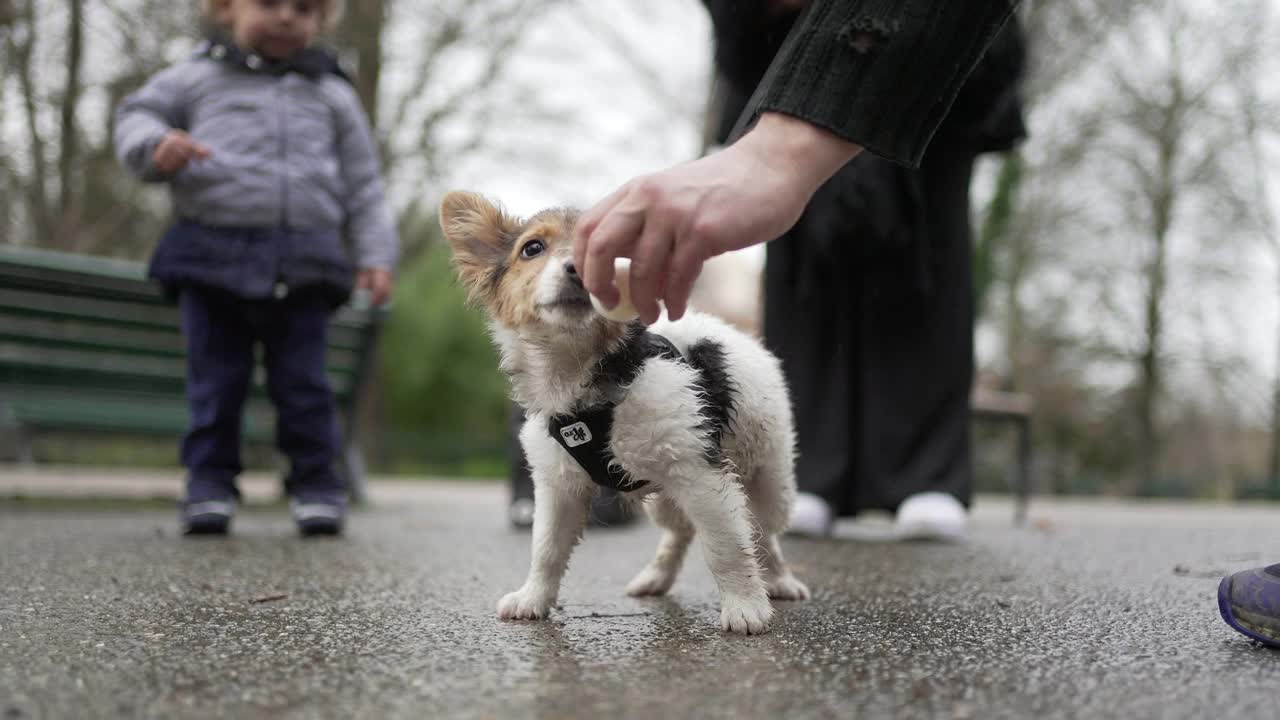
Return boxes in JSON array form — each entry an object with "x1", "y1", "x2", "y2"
[
  {"x1": 1136, "y1": 134, "x2": 1176, "y2": 497},
  {"x1": 1241, "y1": 73, "x2": 1280, "y2": 500},
  {"x1": 9, "y1": 0, "x2": 51, "y2": 246},
  {"x1": 1270, "y1": 262, "x2": 1280, "y2": 499},
  {"x1": 1136, "y1": 226, "x2": 1166, "y2": 496},
  {"x1": 335, "y1": 0, "x2": 387, "y2": 468},
  {"x1": 976, "y1": 152, "x2": 1024, "y2": 325},
  {"x1": 58, "y1": 0, "x2": 85, "y2": 226},
  {"x1": 336, "y1": 0, "x2": 385, "y2": 126},
  {"x1": 0, "y1": 8, "x2": 10, "y2": 242}
]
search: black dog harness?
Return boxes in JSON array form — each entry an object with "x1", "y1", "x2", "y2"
[{"x1": 547, "y1": 329, "x2": 690, "y2": 493}]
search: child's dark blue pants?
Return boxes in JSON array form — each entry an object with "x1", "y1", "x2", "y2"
[{"x1": 179, "y1": 288, "x2": 344, "y2": 503}]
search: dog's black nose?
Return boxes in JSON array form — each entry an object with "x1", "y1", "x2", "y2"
[{"x1": 565, "y1": 261, "x2": 583, "y2": 288}]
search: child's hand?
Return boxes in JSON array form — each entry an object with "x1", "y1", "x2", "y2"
[
  {"x1": 153, "y1": 130, "x2": 211, "y2": 174},
  {"x1": 356, "y1": 268, "x2": 393, "y2": 307}
]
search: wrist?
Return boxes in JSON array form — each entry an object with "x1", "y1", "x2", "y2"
[{"x1": 739, "y1": 112, "x2": 862, "y2": 196}]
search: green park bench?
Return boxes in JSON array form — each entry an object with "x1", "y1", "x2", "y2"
[{"x1": 0, "y1": 244, "x2": 384, "y2": 502}]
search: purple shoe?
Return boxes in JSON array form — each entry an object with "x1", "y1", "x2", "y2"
[{"x1": 1218, "y1": 563, "x2": 1280, "y2": 648}]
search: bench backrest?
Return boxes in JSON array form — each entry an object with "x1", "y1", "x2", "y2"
[{"x1": 0, "y1": 244, "x2": 381, "y2": 436}]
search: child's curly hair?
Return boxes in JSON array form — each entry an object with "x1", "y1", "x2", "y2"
[{"x1": 201, "y1": 0, "x2": 345, "y2": 33}]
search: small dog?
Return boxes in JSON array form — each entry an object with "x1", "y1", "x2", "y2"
[{"x1": 439, "y1": 191, "x2": 809, "y2": 634}]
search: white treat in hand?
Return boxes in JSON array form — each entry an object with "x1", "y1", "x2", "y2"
[{"x1": 589, "y1": 258, "x2": 640, "y2": 322}]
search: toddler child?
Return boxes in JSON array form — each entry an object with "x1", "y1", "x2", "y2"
[{"x1": 115, "y1": 0, "x2": 398, "y2": 536}]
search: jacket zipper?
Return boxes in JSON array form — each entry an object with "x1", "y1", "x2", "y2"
[
  {"x1": 278, "y1": 80, "x2": 290, "y2": 228},
  {"x1": 275, "y1": 79, "x2": 291, "y2": 299}
]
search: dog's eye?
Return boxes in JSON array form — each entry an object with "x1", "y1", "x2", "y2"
[{"x1": 519, "y1": 239, "x2": 546, "y2": 259}]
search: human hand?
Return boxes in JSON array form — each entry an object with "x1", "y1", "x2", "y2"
[
  {"x1": 356, "y1": 268, "x2": 393, "y2": 307},
  {"x1": 574, "y1": 112, "x2": 861, "y2": 324},
  {"x1": 152, "y1": 130, "x2": 211, "y2": 174}
]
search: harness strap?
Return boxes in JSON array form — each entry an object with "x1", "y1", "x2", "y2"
[{"x1": 547, "y1": 329, "x2": 684, "y2": 492}]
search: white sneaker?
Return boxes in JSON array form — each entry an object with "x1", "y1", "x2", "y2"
[
  {"x1": 894, "y1": 492, "x2": 967, "y2": 542},
  {"x1": 787, "y1": 492, "x2": 834, "y2": 537}
]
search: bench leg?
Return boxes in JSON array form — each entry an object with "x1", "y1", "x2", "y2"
[
  {"x1": 0, "y1": 406, "x2": 33, "y2": 465},
  {"x1": 343, "y1": 443, "x2": 369, "y2": 506},
  {"x1": 15, "y1": 425, "x2": 34, "y2": 466},
  {"x1": 1014, "y1": 418, "x2": 1031, "y2": 526}
]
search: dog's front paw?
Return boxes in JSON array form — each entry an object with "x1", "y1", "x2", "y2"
[
  {"x1": 497, "y1": 587, "x2": 553, "y2": 621},
  {"x1": 720, "y1": 593, "x2": 774, "y2": 635},
  {"x1": 767, "y1": 574, "x2": 811, "y2": 601},
  {"x1": 625, "y1": 564, "x2": 676, "y2": 597}
]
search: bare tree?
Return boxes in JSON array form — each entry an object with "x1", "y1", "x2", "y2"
[
  {"x1": 5, "y1": 0, "x2": 51, "y2": 246},
  {"x1": 0, "y1": 0, "x2": 201, "y2": 254},
  {"x1": 982, "y1": 0, "x2": 1157, "y2": 392},
  {"x1": 1117, "y1": 2, "x2": 1263, "y2": 493},
  {"x1": 1020, "y1": 0, "x2": 1263, "y2": 494},
  {"x1": 58, "y1": 0, "x2": 84, "y2": 219},
  {"x1": 394, "y1": 0, "x2": 708, "y2": 222},
  {"x1": 0, "y1": 0, "x2": 15, "y2": 238},
  {"x1": 335, "y1": 0, "x2": 385, "y2": 125},
  {"x1": 3, "y1": 0, "x2": 701, "y2": 260},
  {"x1": 363, "y1": 0, "x2": 575, "y2": 251},
  {"x1": 1230, "y1": 6, "x2": 1280, "y2": 497}
]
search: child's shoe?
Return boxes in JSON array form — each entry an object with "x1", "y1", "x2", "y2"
[
  {"x1": 181, "y1": 497, "x2": 237, "y2": 536},
  {"x1": 1219, "y1": 564, "x2": 1280, "y2": 648},
  {"x1": 290, "y1": 495, "x2": 347, "y2": 536}
]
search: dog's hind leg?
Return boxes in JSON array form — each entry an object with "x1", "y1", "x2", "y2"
[
  {"x1": 497, "y1": 475, "x2": 593, "y2": 621},
  {"x1": 665, "y1": 467, "x2": 773, "y2": 635},
  {"x1": 746, "y1": 482, "x2": 810, "y2": 601},
  {"x1": 626, "y1": 495, "x2": 694, "y2": 597},
  {"x1": 756, "y1": 533, "x2": 810, "y2": 601},
  {"x1": 746, "y1": 451, "x2": 810, "y2": 601}
]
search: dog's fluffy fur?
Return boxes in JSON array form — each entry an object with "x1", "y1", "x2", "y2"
[{"x1": 439, "y1": 191, "x2": 808, "y2": 635}]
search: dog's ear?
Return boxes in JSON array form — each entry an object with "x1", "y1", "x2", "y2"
[{"x1": 439, "y1": 191, "x2": 517, "y2": 303}]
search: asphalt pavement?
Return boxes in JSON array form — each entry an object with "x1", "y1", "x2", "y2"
[{"x1": 2, "y1": 472, "x2": 1279, "y2": 719}]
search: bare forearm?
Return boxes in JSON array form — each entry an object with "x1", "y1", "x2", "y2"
[{"x1": 737, "y1": 111, "x2": 863, "y2": 205}]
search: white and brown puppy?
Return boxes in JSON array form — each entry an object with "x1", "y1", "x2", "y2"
[{"x1": 439, "y1": 191, "x2": 808, "y2": 635}]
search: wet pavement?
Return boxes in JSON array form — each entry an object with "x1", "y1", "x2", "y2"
[{"x1": 2, "y1": 479, "x2": 1279, "y2": 719}]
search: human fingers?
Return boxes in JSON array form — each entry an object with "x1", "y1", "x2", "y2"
[
  {"x1": 574, "y1": 184, "x2": 629, "y2": 288},
  {"x1": 165, "y1": 132, "x2": 210, "y2": 160},
  {"x1": 627, "y1": 213, "x2": 674, "y2": 325},
  {"x1": 160, "y1": 136, "x2": 203, "y2": 172},
  {"x1": 580, "y1": 201, "x2": 644, "y2": 308},
  {"x1": 661, "y1": 239, "x2": 705, "y2": 322},
  {"x1": 170, "y1": 135, "x2": 207, "y2": 160},
  {"x1": 154, "y1": 142, "x2": 187, "y2": 173},
  {"x1": 354, "y1": 269, "x2": 385, "y2": 308},
  {"x1": 370, "y1": 270, "x2": 393, "y2": 307},
  {"x1": 153, "y1": 148, "x2": 175, "y2": 173}
]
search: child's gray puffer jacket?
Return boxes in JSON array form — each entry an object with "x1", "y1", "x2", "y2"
[{"x1": 115, "y1": 40, "x2": 399, "y2": 296}]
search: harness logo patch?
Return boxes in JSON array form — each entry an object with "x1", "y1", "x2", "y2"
[{"x1": 559, "y1": 421, "x2": 592, "y2": 448}]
